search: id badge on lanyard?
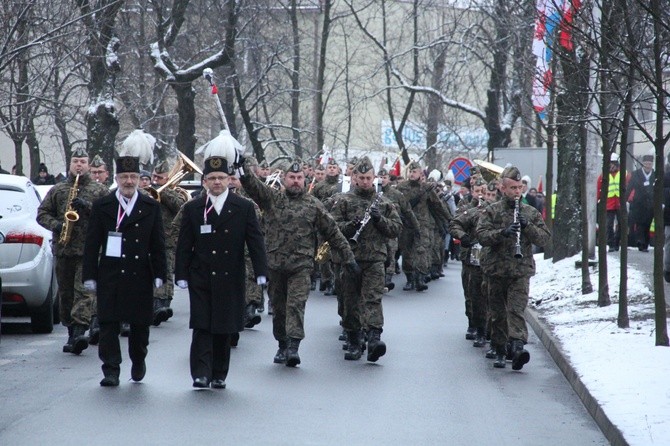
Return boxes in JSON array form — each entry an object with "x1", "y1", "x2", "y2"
[
  {"x1": 107, "y1": 203, "x2": 126, "y2": 257},
  {"x1": 201, "y1": 198, "x2": 214, "y2": 234}
]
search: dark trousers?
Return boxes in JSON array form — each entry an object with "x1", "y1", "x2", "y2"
[
  {"x1": 190, "y1": 329, "x2": 231, "y2": 381},
  {"x1": 98, "y1": 322, "x2": 149, "y2": 378},
  {"x1": 606, "y1": 209, "x2": 621, "y2": 249}
]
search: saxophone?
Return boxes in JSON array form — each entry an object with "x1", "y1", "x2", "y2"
[
  {"x1": 58, "y1": 174, "x2": 80, "y2": 245},
  {"x1": 315, "y1": 241, "x2": 330, "y2": 264}
]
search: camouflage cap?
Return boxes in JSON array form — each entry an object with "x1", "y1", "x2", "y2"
[
  {"x1": 472, "y1": 177, "x2": 487, "y2": 187},
  {"x1": 90, "y1": 154, "x2": 106, "y2": 167},
  {"x1": 462, "y1": 177, "x2": 471, "y2": 189},
  {"x1": 139, "y1": 169, "x2": 152, "y2": 179},
  {"x1": 407, "y1": 160, "x2": 421, "y2": 171},
  {"x1": 285, "y1": 158, "x2": 303, "y2": 174},
  {"x1": 258, "y1": 159, "x2": 269, "y2": 168},
  {"x1": 378, "y1": 167, "x2": 389, "y2": 176},
  {"x1": 347, "y1": 156, "x2": 359, "y2": 166},
  {"x1": 501, "y1": 165, "x2": 522, "y2": 181},
  {"x1": 315, "y1": 163, "x2": 325, "y2": 171},
  {"x1": 153, "y1": 160, "x2": 170, "y2": 174},
  {"x1": 72, "y1": 147, "x2": 89, "y2": 158},
  {"x1": 354, "y1": 156, "x2": 374, "y2": 174},
  {"x1": 326, "y1": 158, "x2": 338, "y2": 166}
]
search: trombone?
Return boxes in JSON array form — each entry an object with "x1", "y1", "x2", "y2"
[{"x1": 146, "y1": 151, "x2": 202, "y2": 202}]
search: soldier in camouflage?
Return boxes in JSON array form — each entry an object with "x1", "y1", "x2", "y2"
[
  {"x1": 36, "y1": 148, "x2": 109, "y2": 354},
  {"x1": 476, "y1": 166, "x2": 551, "y2": 370},
  {"x1": 311, "y1": 158, "x2": 341, "y2": 295},
  {"x1": 378, "y1": 168, "x2": 419, "y2": 292},
  {"x1": 240, "y1": 157, "x2": 357, "y2": 367},
  {"x1": 331, "y1": 157, "x2": 402, "y2": 362},
  {"x1": 395, "y1": 161, "x2": 452, "y2": 291},
  {"x1": 149, "y1": 160, "x2": 188, "y2": 325},
  {"x1": 449, "y1": 178, "x2": 488, "y2": 347}
]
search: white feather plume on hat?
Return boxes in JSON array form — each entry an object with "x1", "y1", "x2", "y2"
[
  {"x1": 196, "y1": 129, "x2": 244, "y2": 160},
  {"x1": 118, "y1": 129, "x2": 155, "y2": 166},
  {"x1": 445, "y1": 168, "x2": 455, "y2": 183},
  {"x1": 428, "y1": 169, "x2": 442, "y2": 182}
]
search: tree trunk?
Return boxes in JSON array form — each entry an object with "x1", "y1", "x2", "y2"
[
  {"x1": 173, "y1": 83, "x2": 197, "y2": 161},
  {"x1": 425, "y1": 48, "x2": 446, "y2": 171},
  {"x1": 289, "y1": 0, "x2": 302, "y2": 159},
  {"x1": 315, "y1": 0, "x2": 332, "y2": 159}
]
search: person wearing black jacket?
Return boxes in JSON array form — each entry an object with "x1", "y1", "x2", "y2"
[{"x1": 663, "y1": 154, "x2": 670, "y2": 282}]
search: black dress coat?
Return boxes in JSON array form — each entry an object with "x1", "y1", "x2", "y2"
[
  {"x1": 82, "y1": 192, "x2": 167, "y2": 325},
  {"x1": 175, "y1": 193, "x2": 268, "y2": 334}
]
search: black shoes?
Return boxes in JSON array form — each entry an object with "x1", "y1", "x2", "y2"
[
  {"x1": 285, "y1": 338, "x2": 301, "y2": 367},
  {"x1": 485, "y1": 347, "x2": 497, "y2": 359},
  {"x1": 211, "y1": 379, "x2": 226, "y2": 389},
  {"x1": 88, "y1": 316, "x2": 100, "y2": 346},
  {"x1": 131, "y1": 360, "x2": 146, "y2": 382},
  {"x1": 465, "y1": 327, "x2": 476, "y2": 340},
  {"x1": 71, "y1": 324, "x2": 89, "y2": 355},
  {"x1": 230, "y1": 332, "x2": 239, "y2": 347},
  {"x1": 344, "y1": 331, "x2": 362, "y2": 361},
  {"x1": 665, "y1": 271, "x2": 670, "y2": 283},
  {"x1": 244, "y1": 304, "x2": 261, "y2": 328},
  {"x1": 120, "y1": 322, "x2": 130, "y2": 337},
  {"x1": 152, "y1": 299, "x2": 170, "y2": 326},
  {"x1": 100, "y1": 376, "x2": 120, "y2": 387},
  {"x1": 274, "y1": 340, "x2": 288, "y2": 364},
  {"x1": 192, "y1": 377, "x2": 210, "y2": 388},
  {"x1": 63, "y1": 327, "x2": 74, "y2": 353},
  {"x1": 319, "y1": 280, "x2": 330, "y2": 292},
  {"x1": 366, "y1": 329, "x2": 386, "y2": 362},
  {"x1": 511, "y1": 339, "x2": 530, "y2": 371}
]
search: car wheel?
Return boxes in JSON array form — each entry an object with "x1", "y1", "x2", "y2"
[{"x1": 31, "y1": 290, "x2": 54, "y2": 334}]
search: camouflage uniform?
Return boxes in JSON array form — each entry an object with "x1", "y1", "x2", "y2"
[
  {"x1": 331, "y1": 165, "x2": 402, "y2": 362},
  {"x1": 395, "y1": 176, "x2": 452, "y2": 290},
  {"x1": 36, "y1": 171, "x2": 108, "y2": 349},
  {"x1": 380, "y1": 182, "x2": 419, "y2": 283},
  {"x1": 240, "y1": 160, "x2": 355, "y2": 353},
  {"x1": 449, "y1": 195, "x2": 488, "y2": 344},
  {"x1": 476, "y1": 171, "x2": 550, "y2": 367},
  {"x1": 311, "y1": 172, "x2": 341, "y2": 292}
]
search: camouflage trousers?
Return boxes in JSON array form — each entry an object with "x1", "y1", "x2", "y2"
[
  {"x1": 340, "y1": 261, "x2": 385, "y2": 331},
  {"x1": 153, "y1": 247, "x2": 175, "y2": 301},
  {"x1": 429, "y1": 228, "x2": 445, "y2": 269},
  {"x1": 268, "y1": 267, "x2": 311, "y2": 340},
  {"x1": 55, "y1": 256, "x2": 95, "y2": 327},
  {"x1": 333, "y1": 263, "x2": 344, "y2": 318},
  {"x1": 245, "y1": 255, "x2": 263, "y2": 305},
  {"x1": 385, "y1": 238, "x2": 398, "y2": 276},
  {"x1": 399, "y1": 229, "x2": 429, "y2": 275},
  {"x1": 461, "y1": 264, "x2": 487, "y2": 329},
  {"x1": 488, "y1": 275, "x2": 530, "y2": 349}
]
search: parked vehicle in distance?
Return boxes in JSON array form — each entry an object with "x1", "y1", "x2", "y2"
[{"x1": 0, "y1": 174, "x2": 58, "y2": 333}]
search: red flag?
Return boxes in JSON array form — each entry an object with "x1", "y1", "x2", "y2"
[
  {"x1": 211, "y1": 84, "x2": 219, "y2": 95},
  {"x1": 537, "y1": 175, "x2": 543, "y2": 193},
  {"x1": 390, "y1": 157, "x2": 401, "y2": 177}
]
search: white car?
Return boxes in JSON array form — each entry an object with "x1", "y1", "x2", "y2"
[{"x1": 0, "y1": 174, "x2": 58, "y2": 333}]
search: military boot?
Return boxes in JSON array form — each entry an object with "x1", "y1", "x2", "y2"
[
  {"x1": 465, "y1": 326, "x2": 476, "y2": 340},
  {"x1": 285, "y1": 338, "x2": 301, "y2": 367},
  {"x1": 473, "y1": 327, "x2": 487, "y2": 347},
  {"x1": 324, "y1": 282, "x2": 335, "y2": 296},
  {"x1": 88, "y1": 315, "x2": 100, "y2": 346},
  {"x1": 244, "y1": 303, "x2": 261, "y2": 328},
  {"x1": 384, "y1": 274, "x2": 395, "y2": 291},
  {"x1": 344, "y1": 330, "x2": 362, "y2": 361},
  {"x1": 152, "y1": 298, "x2": 169, "y2": 326},
  {"x1": 505, "y1": 339, "x2": 514, "y2": 360},
  {"x1": 403, "y1": 273, "x2": 415, "y2": 291},
  {"x1": 71, "y1": 324, "x2": 89, "y2": 355},
  {"x1": 319, "y1": 280, "x2": 331, "y2": 292},
  {"x1": 485, "y1": 346, "x2": 497, "y2": 359},
  {"x1": 164, "y1": 299, "x2": 174, "y2": 319},
  {"x1": 511, "y1": 339, "x2": 530, "y2": 371},
  {"x1": 120, "y1": 322, "x2": 130, "y2": 337},
  {"x1": 62, "y1": 326, "x2": 74, "y2": 353},
  {"x1": 273, "y1": 339, "x2": 288, "y2": 364},
  {"x1": 414, "y1": 274, "x2": 428, "y2": 292},
  {"x1": 430, "y1": 267, "x2": 440, "y2": 281},
  {"x1": 366, "y1": 328, "x2": 386, "y2": 362},
  {"x1": 493, "y1": 346, "x2": 506, "y2": 368}
]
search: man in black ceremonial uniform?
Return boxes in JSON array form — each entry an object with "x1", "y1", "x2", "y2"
[
  {"x1": 175, "y1": 155, "x2": 268, "y2": 389},
  {"x1": 83, "y1": 155, "x2": 168, "y2": 387}
]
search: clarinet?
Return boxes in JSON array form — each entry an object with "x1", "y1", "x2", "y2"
[
  {"x1": 350, "y1": 192, "x2": 383, "y2": 246},
  {"x1": 513, "y1": 197, "x2": 523, "y2": 259}
]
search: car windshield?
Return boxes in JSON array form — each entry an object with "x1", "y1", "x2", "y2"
[{"x1": 0, "y1": 188, "x2": 31, "y2": 218}]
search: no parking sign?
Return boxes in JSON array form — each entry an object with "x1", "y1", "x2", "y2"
[{"x1": 448, "y1": 157, "x2": 473, "y2": 185}]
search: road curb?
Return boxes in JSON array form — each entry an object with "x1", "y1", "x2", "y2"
[{"x1": 526, "y1": 308, "x2": 629, "y2": 446}]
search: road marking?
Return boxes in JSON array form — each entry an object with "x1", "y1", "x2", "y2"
[
  {"x1": 0, "y1": 359, "x2": 13, "y2": 366},
  {"x1": 6, "y1": 349, "x2": 37, "y2": 356},
  {"x1": 28, "y1": 340, "x2": 57, "y2": 346}
]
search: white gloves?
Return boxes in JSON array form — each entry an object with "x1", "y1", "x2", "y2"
[
  {"x1": 83, "y1": 280, "x2": 96, "y2": 292},
  {"x1": 154, "y1": 278, "x2": 163, "y2": 289},
  {"x1": 256, "y1": 276, "x2": 267, "y2": 286},
  {"x1": 177, "y1": 280, "x2": 188, "y2": 289}
]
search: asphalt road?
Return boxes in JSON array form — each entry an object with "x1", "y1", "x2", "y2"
[{"x1": 0, "y1": 263, "x2": 607, "y2": 445}]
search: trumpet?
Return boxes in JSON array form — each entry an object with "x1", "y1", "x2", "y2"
[
  {"x1": 350, "y1": 192, "x2": 383, "y2": 246},
  {"x1": 146, "y1": 151, "x2": 202, "y2": 202},
  {"x1": 513, "y1": 197, "x2": 523, "y2": 259}
]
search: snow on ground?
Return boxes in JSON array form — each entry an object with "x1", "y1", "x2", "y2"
[{"x1": 530, "y1": 253, "x2": 670, "y2": 446}]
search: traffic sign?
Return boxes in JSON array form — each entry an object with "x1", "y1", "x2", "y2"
[{"x1": 448, "y1": 157, "x2": 473, "y2": 185}]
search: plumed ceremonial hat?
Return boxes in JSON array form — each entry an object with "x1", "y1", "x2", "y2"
[
  {"x1": 153, "y1": 160, "x2": 171, "y2": 174},
  {"x1": 203, "y1": 156, "x2": 229, "y2": 175},
  {"x1": 72, "y1": 147, "x2": 89, "y2": 158},
  {"x1": 354, "y1": 156, "x2": 374, "y2": 174},
  {"x1": 116, "y1": 156, "x2": 140, "y2": 174},
  {"x1": 90, "y1": 154, "x2": 106, "y2": 167},
  {"x1": 501, "y1": 165, "x2": 522, "y2": 181}
]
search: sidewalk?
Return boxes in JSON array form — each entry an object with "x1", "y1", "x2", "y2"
[{"x1": 526, "y1": 248, "x2": 669, "y2": 446}]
